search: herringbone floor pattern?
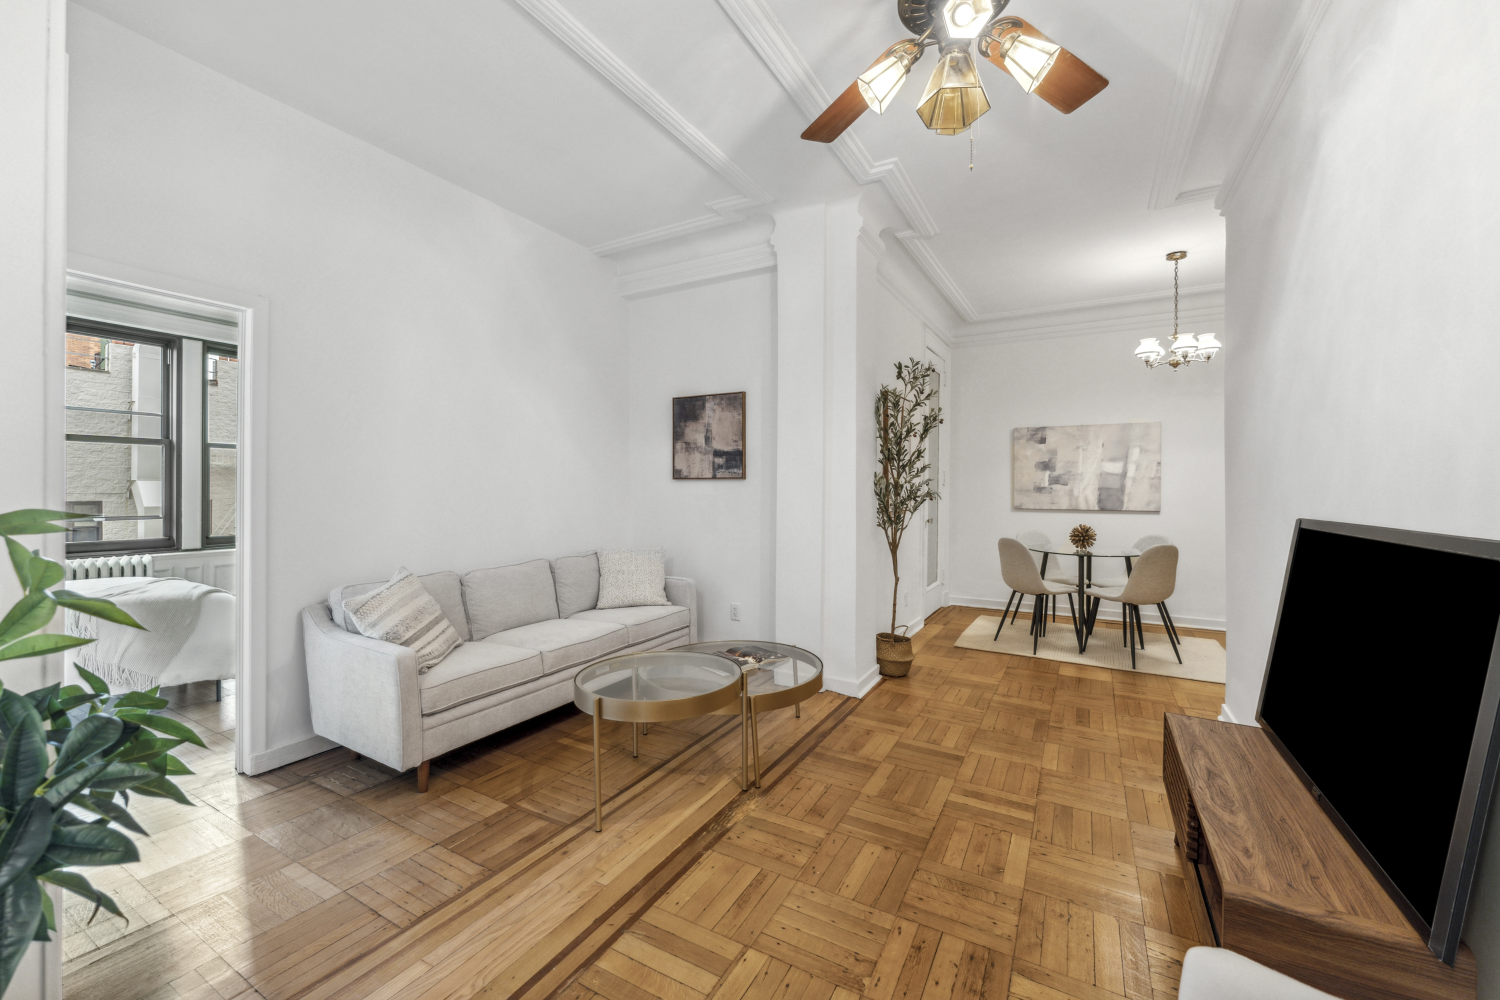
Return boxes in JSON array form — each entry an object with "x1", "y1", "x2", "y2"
[{"x1": 562, "y1": 605, "x2": 1225, "y2": 1000}]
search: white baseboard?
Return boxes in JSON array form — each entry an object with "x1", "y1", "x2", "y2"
[
  {"x1": 949, "y1": 594, "x2": 1225, "y2": 632},
  {"x1": 246, "y1": 733, "x2": 338, "y2": 775},
  {"x1": 825, "y1": 661, "x2": 882, "y2": 699}
]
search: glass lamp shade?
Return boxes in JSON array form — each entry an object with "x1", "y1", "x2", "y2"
[
  {"x1": 1194, "y1": 332, "x2": 1221, "y2": 360},
  {"x1": 1135, "y1": 338, "x2": 1165, "y2": 363},
  {"x1": 942, "y1": 0, "x2": 996, "y2": 39},
  {"x1": 857, "y1": 43, "x2": 919, "y2": 113},
  {"x1": 998, "y1": 31, "x2": 1060, "y2": 93},
  {"x1": 1171, "y1": 333, "x2": 1198, "y2": 357},
  {"x1": 916, "y1": 44, "x2": 991, "y2": 134}
]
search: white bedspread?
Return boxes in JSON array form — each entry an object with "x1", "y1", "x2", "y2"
[{"x1": 65, "y1": 577, "x2": 230, "y2": 690}]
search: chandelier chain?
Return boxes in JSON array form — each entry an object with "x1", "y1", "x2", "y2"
[{"x1": 1173, "y1": 256, "x2": 1179, "y2": 339}]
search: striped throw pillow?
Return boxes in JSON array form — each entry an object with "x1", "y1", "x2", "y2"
[{"x1": 343, "y1": 567, "x2": 462, "y2": 672}]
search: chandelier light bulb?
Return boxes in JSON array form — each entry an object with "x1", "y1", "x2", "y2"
[
  {"x1": 942, "y1": 0, "x2": 996, "y2": 39},
  {"x1": 1135, "y1": 338, "x2": 1165, "y2": 364},
  {"x1": 1194, "y1": 332, "x2": 1221, "y2": 360}
]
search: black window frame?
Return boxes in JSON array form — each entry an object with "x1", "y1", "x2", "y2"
[
  {"x1": 202, "y1": 342, "x2": 238, "y2": 550},
  {"x1": 64, "y1": 318, "x2": 180, "y2": 557}
]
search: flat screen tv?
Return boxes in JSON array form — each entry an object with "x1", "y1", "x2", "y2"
[{"x1": 1257, "y1": 519, "x2": 1500, "y2": 964}]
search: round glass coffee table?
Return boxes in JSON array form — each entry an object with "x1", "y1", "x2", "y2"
[
  {"x1": 574, "y1": 650, "x2": 746, "y2": 832},
  {"x1": 679, "y1": 641, "x2": 823, "y2": 789}
]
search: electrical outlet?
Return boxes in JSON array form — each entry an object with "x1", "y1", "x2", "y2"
[{"x1": 730, "y1": 603, "x2": 741, "y2": 621}]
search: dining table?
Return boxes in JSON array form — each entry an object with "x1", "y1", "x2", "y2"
[{"x1": 1028, "y1": 544, "x2": 1141, "y2": 652}]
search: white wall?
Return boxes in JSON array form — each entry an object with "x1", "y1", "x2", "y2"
[
  {"x1": 67, "y1": 7, "x2": 631, "y2": 767},
  {"x1": 949, "y1": 325, "x2": 1227, "y2": 628},
  {"x1": 626, "y1": 270, "x2": 777, "y2": 642},
  {"x1": 1218, "y1": 0, "x2": 1500, "y2": 988}
]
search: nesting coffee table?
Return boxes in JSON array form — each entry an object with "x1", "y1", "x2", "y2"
[{"x1": 574, "y1": 642, "x2": 824, "y2": 831}]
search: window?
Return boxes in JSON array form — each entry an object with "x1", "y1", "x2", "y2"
[
  {"x1": 204, "y1": 348, "x2": 238, "y2": 546},
  {"x1": 64, "y1": 321, "x2": 175, "y2": 553}
]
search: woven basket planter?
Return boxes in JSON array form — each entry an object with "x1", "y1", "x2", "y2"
[{"x1": 876, "y1": 631, "x2": 914, "y2": 677}]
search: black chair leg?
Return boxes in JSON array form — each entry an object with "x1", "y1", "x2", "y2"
[
  {"x1": 1009, "y1": 596, "x2": 1023, "y2": 625},
  {"x1": 1160, "y1": 602, "x2": 1182, "y2": 645},
  {"x1": 1032, "y1": 594, "x2": 1044, "y2": 654},
  {"x1": 1160, "y1": 603, "x2": 1182, "y2": 663},
  {"x1": 995, "y1": 592, "x2": 1018, "y2": 639},
  {"x1": 1135, "y1": 605, "x2": 1146, "y2": 649},
  {"x1": 1128, "y1": 605, "x2": 1138, "y2": 669}
]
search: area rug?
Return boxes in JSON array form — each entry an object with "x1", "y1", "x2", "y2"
[{"x1": 955, "y1": 614, "x2": 1226, "y2": 682}]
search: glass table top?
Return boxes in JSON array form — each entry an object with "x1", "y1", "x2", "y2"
[
  {"x1": 1029, "y1": 545, "x2": 1141, "y2": 558},
  {"x1": 574, "y1": 650, "x2": 740, "y2": 706},
  {"x1": 678, "y1": 640, "x2": 823, "y2": 697}
]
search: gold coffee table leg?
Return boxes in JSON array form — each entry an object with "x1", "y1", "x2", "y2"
[
  {"x1": 632, "y1": 722, "x2": 638, "y2": 759},
  {"x1": 593, "y1": 697, "x2": 603, "y2": 833},
  {"x1": 750, "y1": 697, "x2": 762, "y2": 789},
  {"x1": 740, "y1": 678, "x2": 749, "y2": 791}
]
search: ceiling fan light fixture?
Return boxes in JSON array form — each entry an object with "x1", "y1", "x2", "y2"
[
  {"x1": 857, "y1": 41, "x2": 922, "y2": 113},
  {"x1": 915, "y1": 43, "x2": 990, "y2": 134},
  {"x1": 941, "y1": 0, "x2": 995, "y2": 39},
  {"x1": 996, "y1": 28, "x2": 1060, "y2": 93}
]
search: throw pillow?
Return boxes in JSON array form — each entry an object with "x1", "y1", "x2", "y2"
[
  {"x1": 343, "y1": 567, "x2": 462, "y2": 672},
  {"x1": 596, "y1": 549, "x2": 671, "y2": 609}
]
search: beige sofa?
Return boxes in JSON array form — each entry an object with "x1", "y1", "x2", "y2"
[{"x1": 301, "y1": 552, "x2": 696, "y2": 789}]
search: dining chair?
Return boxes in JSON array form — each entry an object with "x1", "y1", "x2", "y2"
[
  {"x1": 1016, "y1": 530, "x2": 1074, "y2": 620},
  {"x1": 997, "y1": 537, "x2": 1078, "y2": 653},
  {"x1": 1084, "y1": 544, "x2": 1180, "y2": 668}
]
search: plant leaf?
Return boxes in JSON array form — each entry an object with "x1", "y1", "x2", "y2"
[
  {"x1": 0, "y1": 592, "x2": 56, "y2": 647},
  {"x1": 50, "y1": 591, "x2": 146, "y2": 630},
  {"x1": 125, "y1": 712, "x2": 206, "y2": 748},
  {"x1": 42, "y1": 760, "x2": 111, "y2": 809},
  {"x1": 75, "y1": 665, "x2": 110, "y2": 696},
  {"x1": 5, "y1": 538, "x2": 33, "y2": 591},
  {"x1": 86, "y1": 762, "x2": 159, "y2": 791},
  {"x1": 0, "y1": 509, "x2": 83, "y2": 532},
  {"x1": 27, "y1": 555, "x2": 63, "y2": 594},
  {"x1": 112, "y1": 735, "x2": 183, "y2": 764},
  {"x1": 113, "y1": 691, "x2": 168, "y2": 710},
  {"x1": 129, "y1": 775, "x2": 193, "y2": 806},
  {"x1": 24, "y1": 683, "x2": 60, "y2": 714},
  {"x1": 0, "y1": 633, "x2": 93, "y2": 662},
  {"x1": 38, "y1": 870, "x2": 125, "y2": 924},
  {"x1": 71, "y1": 793, "x2": 147, "y2": 835},
  {"x1": 54, "y1": 715, "x2": 125, "y2": 775},
  {"x1": 0, "y1": 703, "x2": 47, "y2": 811},
  {"x1": 0, "y1": 877, "x2": 43, "y2": 993},
  {"x1": 0, "y1": 800, "x2": 53, "y2": 896},
  {"x1": 35, "y1": 889, "x2": 55, "y2": 939},
  {"x1": 43, "y1": 823, "x2": 139, "y2": 867},
  {"x1": 149, "y1": 753, "x2": 193, "y2": 776}
]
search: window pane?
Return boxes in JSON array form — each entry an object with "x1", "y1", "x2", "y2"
[
  {"x1": 65, "y1": 338, "x2": 163, "y2": 438},
  {"x1": 65, "y1": 441, "x2": 166, "y2": 542},
  {"x1": 64, "y1": 501, "x2": 103, "y2": 544},
  {"x1": 207, "y1": 446, "x2": 237, "y2": 539},
  {"x1": 207, "y1": 353, "x2": 237, "y2": 445}
]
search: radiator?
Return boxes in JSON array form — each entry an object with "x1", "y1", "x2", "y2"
[{"x1": 65, "y1": 554, "x2": 156, "y2": 581}]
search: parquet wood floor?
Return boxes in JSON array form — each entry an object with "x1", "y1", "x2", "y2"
[{"x1": 558, "y1": 606, "x2": 1226, "y2": 1000}]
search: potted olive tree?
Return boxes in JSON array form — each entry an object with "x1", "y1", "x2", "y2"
[
  {"x1": 873, "y1": 359, "x2": 941, "y2": 677},
  {"x1": 0, "y1": 509, "x2": 202, "y2": 994}
]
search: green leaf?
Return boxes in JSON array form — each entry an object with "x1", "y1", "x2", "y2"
[
  {"x1": 0, "y1": 877, "x2": 43, "y2": 995},
  {"x1": 76, "y1": 665, "x2": 110, "y2": 696},
  {"x1": 149, "y1": 753, "x2": 193, "y2": 777},
  {"x1": 0, "y1": 800, "x2": 53, "y2": 896},
  {"x1": 24, "y1": 683, "x2": 60, "y2": 714},
  {"x1": 38, "y1": 870, "x2": 125, "y2": 924},
  {"x1": 71, "y1": 793, "x2": 147, "y2": 835},
  {"x1": 86, "y1": 762, "x2": 159, "y2": 791},
  {"x1": 54, "y1": 715, "x2": 124, "y2": 775},
  {"x1": 127, "y1": 712, "x2": 206, "y2": 748},
  {"x1": 0, "y1": 521, "x2": 68, "y2": 537},
  {"x1": 58, "y1": 692, "x2": 103, "y2": 713},
  {"x1": 50, "y1": 591, "x2": 146, "y2": 630},
  {"x1": 42, "y1": 761, "x2": 111, "y2": 809},
  {"x1": 0, "y1": 592, "x2": 57, "y2": 647},
  {"x1": 0, "y1": 703, "x2": 47, "y2": 811},
  {"x1": 26, "y1": 555, "x2": 63, "y2": 594},
  {"x1": 0, "y1": 509, "x2": 84, "y2": 532},
  {"x1": 5, "y1": 537, "x2": 33, "y2": 591},
  {"x1": 0, "y1": 633, "x2": 92, "y2": 662},
  {"x1": 35, "y1": 890, "x2": 55, "y2": 940},
  {"x1": 43, "y1": 823, "x2": 139, "y2": 867},
  {"x1": 114, "y1": 691, "x2": 168, "y2": 710},
  {"x1": 111, "y1": 735, "x2": 183, "y2": 765},
  {"x1": 129, "y1": 775, "x2": 193, "y2": 806}
]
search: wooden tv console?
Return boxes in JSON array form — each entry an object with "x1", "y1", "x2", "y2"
[{"x1": 1163, "y1": 714, "x2": 1477, "y2": 1000}]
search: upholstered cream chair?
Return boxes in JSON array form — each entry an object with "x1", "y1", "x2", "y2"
[
  {"x1": 997, "y1": 537, "x2": 1078, "y2": 653},
  {"x1": 1085, "y1": 544, "x2": 1180, "y2": 668},
  {"x1": 1178, "y1": 948, "x2": 1338, "y2": 1000}
]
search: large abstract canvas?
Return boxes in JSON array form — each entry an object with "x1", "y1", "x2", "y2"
[
  {"x1": 673, "y1": 392, "x2": 745, "y2": 479},
  {"x1": 1012, "y1": 422, "x2": 1161, "y2": 511}
]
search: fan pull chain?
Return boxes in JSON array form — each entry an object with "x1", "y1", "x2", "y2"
[{"x1": 969, "y1": 121, "x2": 976, "y2": 171}]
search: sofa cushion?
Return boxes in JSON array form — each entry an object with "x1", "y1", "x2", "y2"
[
  {"x1": 483, "y1": 618, "x2": 628, "y2": 674},
  {"x1": 419, "y1": 641, "x2": 543, "y2": 715},
  {"x1": 330, "y1": 570, "x2": 469, "y2": 642},
  {"x1": 343, "y1": 567, "x2": 464, "y2": 672},
  {"x1": 597, "y1": 548, "x2": 670, "y2": 609},
  {"x1": 463, "y1": 559, "x2": 559, "y2": 640},
  {"x1": 569, "y1": 606, "x2": 690, "y2": 646},
  {"x1": 551, "y1": 552, "x2": 600, "y2": 618}
]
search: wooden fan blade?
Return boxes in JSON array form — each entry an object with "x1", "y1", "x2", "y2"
[
  {"x1": 1033, "y1": 49, "x2": 1108, "y2": 114},
  {"x1": 801, "y1": 80, "x2": 869, "y2": 143}
]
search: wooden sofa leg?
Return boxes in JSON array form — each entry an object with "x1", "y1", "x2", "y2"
[
  {"x1": 350, "y1": 749, "x2": 361, "y2": 762},
  {"x1": 417, "y1": 760, "x2": 430, "y2": 792}
]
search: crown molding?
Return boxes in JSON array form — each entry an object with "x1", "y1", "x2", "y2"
[
  {"x1": 509, "y1": 0, "x2": 771, "y2": 256},
  {"x1": 955, "y1": 283, "x2": 1225, "y2": 346},
  {"x1": 876, "y1": 265, "x2": 957, "y2": 348},
  {"x1": 1215, "y1": 0, "x2": 1333, "y2": 213},
  {"x1": 617, "y1": 243, "x2": 776, "y2": 298},
  {"x1": 893, "y1": 231, "x2": 978, "y2": 321},
  {"x1": 1148, "y1": 0, "x2": 1240, "y2": 211}
]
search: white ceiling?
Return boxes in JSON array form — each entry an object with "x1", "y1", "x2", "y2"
[{"x1": 72, "y1": 0, "x2": 1306, "y2": 319}]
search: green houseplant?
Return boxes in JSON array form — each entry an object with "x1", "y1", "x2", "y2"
[
  {"x1": 873, "y1": 360, "x2": 942, "y2": 677},
  {"x1": 0, "y1": 509, "x2": 203, "y2": 995}
]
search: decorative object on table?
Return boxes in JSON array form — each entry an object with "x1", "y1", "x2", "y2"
[
  {"x1": 1068, "y1": 524, "x2": 1097, "y2": 551},
  {"x1": 596, "y1": 548, "x2": 671, "y2": 608},
  {"x1": 1134, "y1": 251, "x2": 1222, "y2": 369},
  {"x1": 342, "y1": 566, "x2": 463, "y2": 673},
  {"x1": 672, "y1": 391, "x2": 745, "y2": 479},
  {"x1": 799, "y1": 0, "x2": 1108, "y2": 144},
  {"x1": 1012, "y1": 422, "x2": 1161, "y2": 511},
  {"x1": 874, "y1": 358, "x2": 942, "y2": 676},
  {"x1": 0, "y1": 509, "x2": 204, "y2": 995}
]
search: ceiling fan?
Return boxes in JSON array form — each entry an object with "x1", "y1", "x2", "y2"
[{"x1": 802, "y1": 0, "x2": 1109, "y2": 142}]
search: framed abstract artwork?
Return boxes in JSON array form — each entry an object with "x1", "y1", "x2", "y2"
[
  {"x1": 1012, "y1": 422, "x2": 1161, "y2": 510},
  {"x1": 672, "y1": 392, "x2": 745, "y2": 479}
]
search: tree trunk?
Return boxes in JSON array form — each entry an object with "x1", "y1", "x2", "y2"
[{"x1": 889, "y1": 542, "x2": 900, "y2": 636}]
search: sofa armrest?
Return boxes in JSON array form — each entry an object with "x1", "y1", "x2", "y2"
[
  {"x1": 665, "y1": 576, "x2": 697, "y2": 644},
  {"x1": 301, "y1": 603, "x2": 424, "y2": 772}
]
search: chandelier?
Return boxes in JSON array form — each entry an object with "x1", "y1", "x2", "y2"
[{"x1": 1135, "y1": 251, "x2": 1221, "y2": 370}]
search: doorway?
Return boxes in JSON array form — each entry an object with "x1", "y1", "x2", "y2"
[{"x1": 922, "y1": 345, "x2": 948, "y2": 619}]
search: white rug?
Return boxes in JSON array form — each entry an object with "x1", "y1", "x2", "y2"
[{"x1": 954, "y1": 614, "x2": 1225, "y2": 683}]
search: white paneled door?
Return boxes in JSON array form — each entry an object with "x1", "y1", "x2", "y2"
[{"x1": 923, "y1": 347, "x2": 948, "y2": 619}]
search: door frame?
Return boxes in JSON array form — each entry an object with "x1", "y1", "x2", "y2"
[{"x1": 921, "y1": 336, "x2": 951, "y2": 619}]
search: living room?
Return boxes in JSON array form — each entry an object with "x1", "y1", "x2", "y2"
[{"x1": 2, "y1": 1, "x2": 1498, "y2": 999}]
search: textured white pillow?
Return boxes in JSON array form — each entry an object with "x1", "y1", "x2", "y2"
[
  {"x1": 596, "y1": 549, "x2": 670, "y2": 609},
  {"x1": 343, "y1": 567, "x2": 462, "y2": 672}
]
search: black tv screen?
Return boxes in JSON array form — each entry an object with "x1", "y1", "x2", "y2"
[{"x1": 1257, "y1": 520, "x2": 1500, "y2": 964}]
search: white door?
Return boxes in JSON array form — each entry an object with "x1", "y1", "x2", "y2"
[{"x1": 922, "y1": 348, "x2": 948, "y2": 618}]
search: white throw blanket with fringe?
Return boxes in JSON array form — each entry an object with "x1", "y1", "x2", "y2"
[{"x1": 65, "y1": 577, "x2": 227, "y2": 690}]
